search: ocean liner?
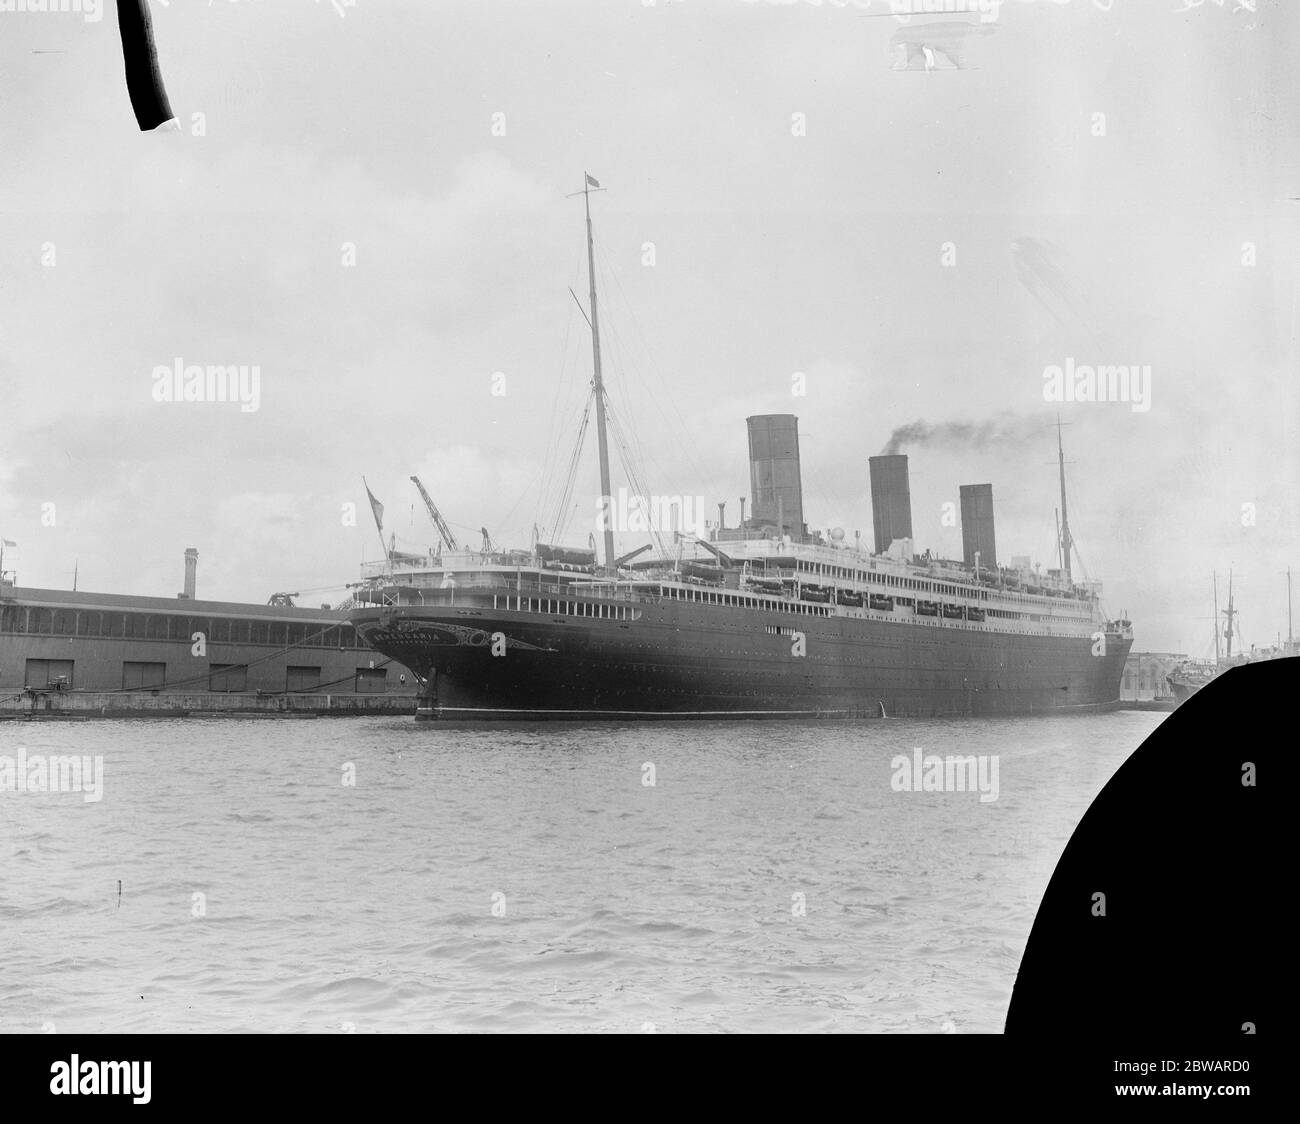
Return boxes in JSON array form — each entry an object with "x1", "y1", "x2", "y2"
[{"x1": 348, "y1": 176, "x2": 1133, "y2": 720}]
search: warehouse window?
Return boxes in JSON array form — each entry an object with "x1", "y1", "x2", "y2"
[
  {"x1": 286, "y1": 665, "x2": 322, "y2": 693},
  {"x1": 123, "y1": 661, "x2": 166, "y2": 690},
  {"x1": 209, "y1": 664, "x2": 247, "y2": 692},
  {"x1": 25, "y1": 658, "x2": 74, "y2": 688}
]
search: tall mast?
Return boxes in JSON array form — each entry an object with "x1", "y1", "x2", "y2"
[
  {"x1": 583, "y1": 173, "x2": 616, "y2": 573},
  {"x1": 1223, "y1": 569, "x2": 1236, "y2": 660},
  {"x1": 1056, "y1": 419, "x2": 1072, "y2": 583}
]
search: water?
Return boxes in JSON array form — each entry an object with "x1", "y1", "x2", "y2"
[{"x1": 0, "y1": 712, "x2": 1164, "y2": 1033}]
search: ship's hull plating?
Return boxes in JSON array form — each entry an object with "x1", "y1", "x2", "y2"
[{"x1": 350, "y1": 597, "x2": 1130, "y2": 721}]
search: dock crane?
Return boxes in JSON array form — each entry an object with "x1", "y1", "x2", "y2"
[{"x1": 410, "y1": 475, "x2": 458, "y2": 553}]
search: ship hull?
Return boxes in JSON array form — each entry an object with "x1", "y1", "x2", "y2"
[{"x1": 350, "y1": 596, "x2": 1130, "y2": 721}]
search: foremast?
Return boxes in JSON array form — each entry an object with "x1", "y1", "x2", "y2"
[
  {"x1": 582, "y1": 172, "x2": 617, "y2": 575},
  {"x1": 1057, "y1": 419, "x2": 1072, "y2": 584}
]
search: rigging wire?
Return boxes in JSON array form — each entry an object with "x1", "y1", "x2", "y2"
[
  {"x1": 532, "y1": 253, "x2": 589, "y2": 542},
  {"x1": 593, "y1": 240, "x2": 710, "y2": 496},
  {"x1": 604, "y1": 399, "x2": 671, "y2": 559},
  {"x1": 531, "y1": 222, "x2": 717, "y2": 553},
  {"x1": 591, "y1": 246, "x2": 715, "y2": 559},
  {"x1": 598, "y1": 310, "x2": 661, "y2": 484},
  {"x1": 545, "y1": 394, "x2": 593, "y2": 543},
  {"x1": 590, "y1": 278, "x2": 663, "y2": 502},
  {"x1": 1063, "y1": 473, "x2": 1092, "y2": 584},
  {"x1": 595, "y1": 239, "x2": 701, "y2": 472}
]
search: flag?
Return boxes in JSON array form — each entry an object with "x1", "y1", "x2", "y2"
[
  {"x1": 585, "y1": 173, "x2": 601, "y2": 189},
  {"x1": 363, "y1": 479, "x2": 384, "y2": 534},
  {"x1": 1, "y1": 539, "x2": 15, "y2": 548}
]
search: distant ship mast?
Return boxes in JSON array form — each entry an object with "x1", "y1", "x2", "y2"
[
  {"x1": 1056, "y1": 419, "x2": 1072, "y2": 583},
  {"x1": 1222, "y1": 569, "x2": 1236, "y2": 661}
]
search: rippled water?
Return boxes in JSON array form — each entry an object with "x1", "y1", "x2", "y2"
[{"x1": 0, "y1": 712, "x2": 1164, "y2": 1033}]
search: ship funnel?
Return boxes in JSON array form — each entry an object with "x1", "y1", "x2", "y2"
[
  {"x1": 746, "y1": 414, "x2": 806, "y2": 540},
  {"x1": 181, "y1": 547, "x2": 198, "y2": 600},
  {"x1": 959, "y1": 484, "x2": 997, "y2": 570},
  {"x1": 868, "y1": 455, "x2": 913, "y2": 556}
]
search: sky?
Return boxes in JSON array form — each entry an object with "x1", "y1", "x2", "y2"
[{"x1": 1, "y1": 0, "x2": 1296, "y2": 654}]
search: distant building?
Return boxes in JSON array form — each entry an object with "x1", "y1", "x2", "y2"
[
  {"x1": 0, "y1": 582, "x2": 414, "y2": 702},
  {"x1": 1121, "y1": 651, "x2": 1184, "y2": 702}
]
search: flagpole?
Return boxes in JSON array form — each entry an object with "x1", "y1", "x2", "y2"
[{"x1": 362, "y1": 477, "x2": 390, "y2": 576}]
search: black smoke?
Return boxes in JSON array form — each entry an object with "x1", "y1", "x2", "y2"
[{"x1": 880, "y1": 413, "x2": 1043, "y2": 456}]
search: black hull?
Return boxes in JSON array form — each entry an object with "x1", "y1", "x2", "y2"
[{"x1": 350, "y1": 595, "x2": 1130, "y2": 722}]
